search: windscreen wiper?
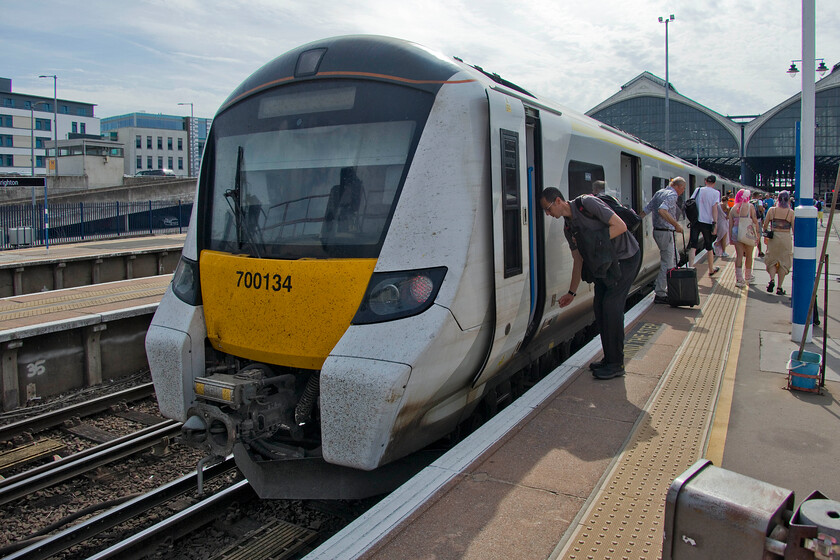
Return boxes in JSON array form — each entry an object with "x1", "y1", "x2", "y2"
[{"x1": 223, "y1": 146, "x2": 263, "y2": 258}]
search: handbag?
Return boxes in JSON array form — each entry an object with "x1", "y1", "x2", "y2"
[
  {"x1": 737, "y1": 217, "x2": 758, "y2": 245},
  {"x1": 763, "y1": 230, "x2": 774, "y2": 239}
]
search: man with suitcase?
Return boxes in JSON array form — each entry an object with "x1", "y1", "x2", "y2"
[
  {"x1": 541, "y1": 187, "x2": 641, "y2": 379},
  {"x1": 640, "y1": 177, "x2": 686, "y2": 304}
]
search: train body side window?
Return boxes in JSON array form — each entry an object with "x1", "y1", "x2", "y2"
[
  {"x1": 568, "y1": 160, "x2": 605, "y2": 199},
  {"x1": 652, "y1": 176, "x2": 668, "y2": 196},
  {"x1": 501, "y1": 129, "x2": 522, "y2": 278}
]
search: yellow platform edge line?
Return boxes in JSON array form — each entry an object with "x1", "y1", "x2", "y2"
[
  {"x1": 703, "y1": 276, "x2": 749, "y2": 466},
  {"x1": 552, "y1": 259, "x2": 738, "y2": 560}
]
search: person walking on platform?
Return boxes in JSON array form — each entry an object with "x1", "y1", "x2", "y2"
[
  {"x1": 753, "y1": 194, "x2": 766, "y2": 257},
  {"x1": 687, "y1": 175, "x2": 721, "y2": 278},
  {"x1": 816, "y1": 197, "x2": 824, "y2": 227},
  {"x1": 640, "y1": 176, "x2": 685, "y2": 304},
  {"x1": 729, "y1": 189, "x2": 761, "y2": 288},
  {"x1": 763, "y1": 190, "x2": 795, "y2": 295},
  {"x1": 541, "y1": 187, "x2": 641, "y2": 380},
  {"x1": 713, "y1": 195, "x2": 731, "y2": 258}
]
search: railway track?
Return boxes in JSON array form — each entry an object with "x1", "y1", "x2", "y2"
[
  {"x1": 0, "y1": 383, "x2": 155, "y2": 443},
  {"x1": 0, "y1": 419, "x2": 180, "y2": 506},
  {"x1": 1, "y1": 457, "x2": 239, "y2": 560}
]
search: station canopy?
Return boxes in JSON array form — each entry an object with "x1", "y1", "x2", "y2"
[{"x1": 586, "y1": 67, "x2": 840, "y2": 196}]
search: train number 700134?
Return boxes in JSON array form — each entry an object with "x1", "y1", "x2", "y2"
[{"x1": 235, "y1": 271, "x2": 292, "y2": 292}]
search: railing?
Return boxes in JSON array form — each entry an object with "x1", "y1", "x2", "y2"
[{"x1": 0, "y1": 200, "x2": 192, "y2": 250}]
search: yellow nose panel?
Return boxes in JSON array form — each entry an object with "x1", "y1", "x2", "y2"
[{"x1": 200, "y1": 250, "x2": 377, "y2": 370}]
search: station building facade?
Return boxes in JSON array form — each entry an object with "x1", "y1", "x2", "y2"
[
  {"x1": 587, "y1": 66, "x2": 840, "y2": 197},
  {"x1": 101, "y1": 113, "x2": 211, "y2": 178},
  {"x1": 0, "y1": 77, "x2": 99, "y2": 177}
]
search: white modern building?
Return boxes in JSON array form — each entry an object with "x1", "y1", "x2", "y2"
[
  {"x1": 0, "y1": 77, "x2": 100, "y2": 176},
  {"x1": 101, "y1": 113, "x2": 211, "y2": 178}
]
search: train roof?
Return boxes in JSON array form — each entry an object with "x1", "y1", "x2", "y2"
[
  {"x1": 217, "y1": 35, "x2": 752, "y2": 192},
  {"x1": 219, "y1": 35, "x2": 466, "y2": 112}
]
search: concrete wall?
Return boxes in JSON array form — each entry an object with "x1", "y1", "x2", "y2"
[
  {"x1": 0, "y1": 177, "x2": 196, "y2": 204},
  {"x1": 59, "y1": 154, "x2": 125, "y2": 188}
]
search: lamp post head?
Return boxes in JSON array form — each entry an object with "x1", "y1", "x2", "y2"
[
  {"x1": 817, "y1": 60, "x2": 829, "y2": 76},
  {"x1": 787, "y1": 62, "x2": 800, "y2": 78}
]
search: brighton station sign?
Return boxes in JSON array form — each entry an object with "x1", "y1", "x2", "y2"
[{"x1": 0, "y1": 177, "x2": 46, "y2": 188}]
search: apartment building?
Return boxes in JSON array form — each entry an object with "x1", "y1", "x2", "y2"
[
  {"x1": 101, "y1": 112, "x2": 211, "y2": 177},
  {"x1": 0, "y1": 77, "x2": 100, "y2": 176}
]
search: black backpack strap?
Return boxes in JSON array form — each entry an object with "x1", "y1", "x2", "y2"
[{"x1": 574, "y1": 196, "x2": 597, "y2": 220}]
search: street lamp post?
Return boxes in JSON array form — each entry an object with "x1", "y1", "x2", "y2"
[
  {"x1": 29, "y1": 101, "x2": 48, "y2": 227},
  {"x1": 658, "y1": 14, "x2": 675, "y2": 153},
  {"x1": 790, "y1": 0, "x2": 818, "y2": 344},
  {"x1": 38, "y1": 75, "x2": 58, "y2": 179},
  {"x1": 38, "y1": 74, "x2": 57, "y2": 251},
  {"x1": 177, "y1": 102, "x2": 196, "y2": 177},
  {"x1": 786, "y1": 58, "x2": 830, "y2": 78}
]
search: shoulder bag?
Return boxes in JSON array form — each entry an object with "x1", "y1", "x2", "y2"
[{"x1": 736, "y1": 203, "x2": 758, "y2": 246}]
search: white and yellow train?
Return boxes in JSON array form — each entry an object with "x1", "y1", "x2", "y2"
[{"x1": 146, "y1": 35, "x2": 742, "y2": 499}]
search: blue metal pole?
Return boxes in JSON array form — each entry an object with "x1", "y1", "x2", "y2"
[
  {"x1": 791, "y1": 126, "x2": 817, "y2": 344},
  {"x1": 44, "y1": 183, "x2": 49, "y2": 251},
  {"x1": 792, "y1": 0, "x2": 818, "y2": 344},
  {"x1": 794, "y1": 122, "x2": 801, "y2": 202}
]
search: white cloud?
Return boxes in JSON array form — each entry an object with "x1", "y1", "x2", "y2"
[{"x1": 3, "y1": 0, "x2": 838, "y2": 119}]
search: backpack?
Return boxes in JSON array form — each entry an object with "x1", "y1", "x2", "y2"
[
  {"x1": 684, "y1": 191, "x2": 699, "y2": 223},
  {"x1": 566, "y1": 198, "x2": 621, "y2": 287},
  {"x1": 576, "y1": 194, "x2": 642, "y2": 233}
]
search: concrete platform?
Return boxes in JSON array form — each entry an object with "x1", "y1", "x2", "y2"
[
  {"x1": 308, "y1": 225, "x2": 840, "y2": 560},
  {"x1": 0, "y1": 233, "x2": 185, "y2": 296},
  {"x1": 1, "y1": 275, "x2": 171, "y2": 411}
]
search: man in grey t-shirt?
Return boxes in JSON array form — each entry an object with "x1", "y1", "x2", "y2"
[{"x1": 541, "y1": 187, "x2": 640, "y2": 380}]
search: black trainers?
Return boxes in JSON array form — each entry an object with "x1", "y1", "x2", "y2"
[
  {"x1": 588, "y1": 359, "x2": 606, "y2": 371},
  {"x1": 592, "y1": 363, "x2": 625, "y2": 379},
  {"x1": 654, "y1": 295, "x2": 669, "y2": 304}
]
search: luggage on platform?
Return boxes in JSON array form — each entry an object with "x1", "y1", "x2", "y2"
[{"x1": 667, "y1": 232, "x2": 700, "y2": 307}]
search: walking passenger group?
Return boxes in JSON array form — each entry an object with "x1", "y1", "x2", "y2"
[{"x1": 540, "y1": 175, "x2": 803, "y2": 382}]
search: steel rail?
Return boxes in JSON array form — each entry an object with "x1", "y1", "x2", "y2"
[
  {"x1": 0, "y1": 420, "x2": 180, "y2": 506},
  {"x1": 86, "y1": 479, "x2": 253, "y2": 560},
  {"x1": 3, "y1": 456, "x2": 237, "y2": 560},
  {"x1": 0, "y1": 382, "x2": 154, "y2": 442}
]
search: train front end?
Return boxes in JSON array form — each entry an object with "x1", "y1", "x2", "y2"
[{"x1": 146, "y1": 37, "x2": 491, "y2": 498}]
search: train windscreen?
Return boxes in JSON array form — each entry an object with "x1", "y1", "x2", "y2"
[{"x1": 204, "y1": 80, "x2": 434, "y2": 259}]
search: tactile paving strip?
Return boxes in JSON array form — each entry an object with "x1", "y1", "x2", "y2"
[
  {"x1": 558, "y1": 264, "x2": 742, "y2": 560},
  {"x1": 0, "y1": 277, "x2": 170, "y2": 321}
]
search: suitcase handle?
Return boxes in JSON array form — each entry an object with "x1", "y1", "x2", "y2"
[{"x1": 672, "y1": 231, "x2": 688, "y2": 268}]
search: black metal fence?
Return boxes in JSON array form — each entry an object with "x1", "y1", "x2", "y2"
[{"x1": 0, "y1": 200, "x2": 192, "y2": 250}]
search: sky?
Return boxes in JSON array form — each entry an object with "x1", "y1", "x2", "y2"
[{"x1": 4, "y1": 0, "x2": 839, "y2": 121}]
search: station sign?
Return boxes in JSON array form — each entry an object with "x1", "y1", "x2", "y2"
[{"x1": 0, "y1": 177, "x2": 47, "y2": 188}]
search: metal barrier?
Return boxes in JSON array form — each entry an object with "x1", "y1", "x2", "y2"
[{"x1": 0, "y1": 200, "x2": 192, "y2": 249}]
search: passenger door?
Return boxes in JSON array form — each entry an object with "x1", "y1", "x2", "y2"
[{"x1": 472, "y1": 89, "x2": 531, "y2": 388}]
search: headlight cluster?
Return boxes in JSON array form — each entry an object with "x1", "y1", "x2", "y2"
[
  {"x1": 172, "y1": 256, "x2": 202, "y2": 306},
  {"x1": 352, "y1": 267, "x2": 447, "y2": 324}
]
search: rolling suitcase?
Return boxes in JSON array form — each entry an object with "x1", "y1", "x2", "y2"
[{"x1": 667, "y1": 232, "x2": 700, "y2": 307}]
